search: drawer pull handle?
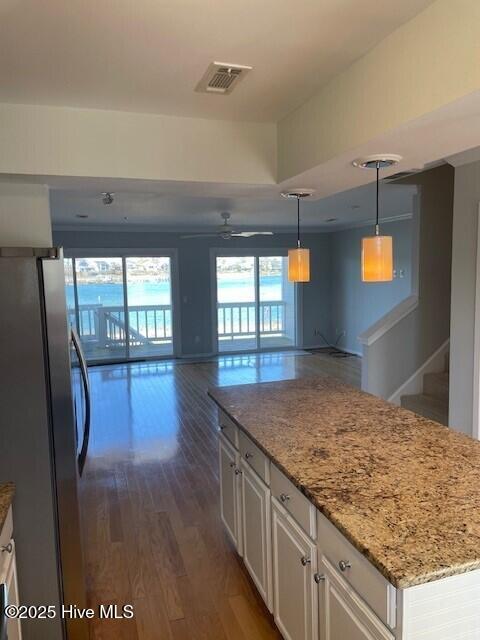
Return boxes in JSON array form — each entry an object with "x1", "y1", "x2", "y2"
[
  {"x1": 314, "y1": 573, "x2": 325, "y2": 583},
  {"x1": 234, "y1": 469, "x2": 242, "y2": 476},
  {"x1": 338, "y1": 560, "x2": 351, "y2": 572},
  {"x1": 245, "y1": 452, "x2": 253, "y2": 460},
  {"x1": 229, "y1": 461, "x2": 236, "y2": 468},
  {"x1": 300, "y1": 556, "x2": 311, "y2": 566},
  {"x1": 1, "y1": 543, "x2": 12, "y2": 554},
  {"x1": 279, "y1": 493, "x2": 290, "y2": 503}
]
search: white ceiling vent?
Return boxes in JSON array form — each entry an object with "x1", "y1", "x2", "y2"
[{"x1": 196, "y1": 62, "x2": 252, "y2": 95}]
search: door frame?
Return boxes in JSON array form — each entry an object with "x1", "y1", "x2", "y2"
[
  {"x1": 65, "y1": 248, "x2": 181, "y2": 364},
  {"x1": 210, "y1": 248, "x2": 302, "y2": 356}
]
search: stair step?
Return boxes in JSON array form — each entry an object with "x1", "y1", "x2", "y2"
[
  {"x1": 401, "y1": 393, "x2": 448, "y2": 426},
  {"x1": 423, "y1": 371, "x2": 449, "y2": 401}
]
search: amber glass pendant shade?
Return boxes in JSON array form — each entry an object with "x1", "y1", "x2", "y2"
[
  {"x1": 361, "y1": 235, "x2": 393, "y2": 282},
  {"x1": 288, "y1": 247, "x2": 310, "y2": 282}
]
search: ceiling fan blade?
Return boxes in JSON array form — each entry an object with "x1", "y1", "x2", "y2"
[
  {"x1": 181, "y1": 233, "x2": 220, "y2": 239},
  {"x1": 231, "y1": 231, "x2": 274, "y2": 237}
]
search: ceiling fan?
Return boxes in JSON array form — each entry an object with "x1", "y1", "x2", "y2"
[{"x1": 181, "y1": 212, "x2": 274, "y2": 240}]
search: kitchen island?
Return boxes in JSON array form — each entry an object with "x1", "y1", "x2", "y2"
[{"x1": 209, "y1": 376, "x2": 480, "y2": 640}]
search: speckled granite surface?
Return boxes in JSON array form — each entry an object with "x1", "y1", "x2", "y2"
[
  {"x1": 0, "y1": 482, "x2": 14, "y2": 533},
  {"x1": 209, "y1": 376, "x2": 480, "y2": 589}
]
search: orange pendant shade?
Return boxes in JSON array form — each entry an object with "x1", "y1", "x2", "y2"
[
  {"x1": 361, "y1": 235, "x2": 393, "y2": 282},
  {"x1": 288, "y1": 247, "x2": 310, "y2": 282}
]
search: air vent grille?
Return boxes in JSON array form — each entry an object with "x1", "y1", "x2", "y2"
[{"x1": 196, "y1": 62, "x2": 252, "y2": 95}]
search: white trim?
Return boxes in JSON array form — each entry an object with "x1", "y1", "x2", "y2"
[
  {"x1": 388, "y1": 338, "x2": 450, "y2": 405},
  {"x1": 358, "y1": 295, "x2": 419, "y2": 346},
  {"x1": 472, "y1": 204, "x2": 480, "y2": 440}
]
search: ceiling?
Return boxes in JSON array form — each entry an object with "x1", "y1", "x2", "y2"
[
  {"x1": 0, "y1": 0, "x2": 434, "y2": 123},
  {"x1": 49, "y1": 179, "x2": 417, "y2": 232}
]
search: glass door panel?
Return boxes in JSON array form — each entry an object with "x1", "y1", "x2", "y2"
[
  {"x1": 125, "y1": 257, "x2": 174, "y2": 358},
  {"x1": 259, "y1": 256, "x2": 296, "y2": 349},
  {"x1": 217, "y1": 256, "x2": 257, "y2": 353},
  {"x1": 74, "y1": 257, "x2": 127, "y2": 361},
  {"x1": 64, "y1": 257, "x2": 77, "y2": 331}
]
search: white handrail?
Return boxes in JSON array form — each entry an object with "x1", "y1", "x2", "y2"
[{"x1": 358, "y1": 294, "x2": 419, "y2": 347}]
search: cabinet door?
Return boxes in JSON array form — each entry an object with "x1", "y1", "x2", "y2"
[
  {"x1": 319, "y1": 557, "x2": 393, "y2": 640},
  {"x1": 0, "y1": 541, "x2": 22, "y2": 640},
  {"x1": 241, "y1": 460, "x2": 272, "y2": 611},
  {"x1": 272, "y1": 500, "x2": 317, "y2": 640},
  {"x1": 219, "y1": 435, "x2": 242, "y2": 555}
]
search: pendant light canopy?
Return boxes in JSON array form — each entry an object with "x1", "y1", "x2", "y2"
[
  {"x1": 353, "y1": 155, "x2": 401, "y2": 283},
  {"x1": 282, "y1": 190, "x2": 314, "y2": 283}
]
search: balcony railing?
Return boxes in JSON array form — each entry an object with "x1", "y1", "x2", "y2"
[
  {"x1": 68, "y1": 304, "x2": 172, "y2": 348},
  {"x1": 217, "y1": 301, "x2": 287, "y2": 340},
  {"x1": 67, "y1": 300, "x2": 288, "y2": 354}
]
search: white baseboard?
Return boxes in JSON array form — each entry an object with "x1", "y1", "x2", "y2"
[{"x1": 388, "y1": 339, "x2": 450, "y2": 405}]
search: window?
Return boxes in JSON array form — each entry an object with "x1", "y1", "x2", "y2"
[
  {"x1": 215, "y1": 253, "x2": 297, "y2": 354},
  {"x1": 64, "y1": 254, "x2": 176, "y2": 363}
]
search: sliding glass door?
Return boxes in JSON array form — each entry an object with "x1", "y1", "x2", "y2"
[
  {"x1": 215, "y1": 253, "x2": 297, "y2": 354},
  {"x1": 125, "y1": 257, "x2": 173, "y2": 358},
  {"x1": 64, "y1": 254, "x2": 176, "y2": 363},
  {"x1": 217, "y1": 256, "x2": 257, "y2": 353},
  {"x1": 259, "y1": 256, "x2": 296, "y2": 349}
]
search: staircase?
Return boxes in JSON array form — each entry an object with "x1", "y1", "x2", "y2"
[{"x1": 400, "y1": 352, "x2": 449, "y2": 425}]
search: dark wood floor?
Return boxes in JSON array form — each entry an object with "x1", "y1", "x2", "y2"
[{"x1": 80, "y1": 350, "x2": 361, "y2": 639}]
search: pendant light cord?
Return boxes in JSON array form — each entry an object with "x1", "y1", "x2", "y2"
[
  {"x1": 297, "y1": 197, "x2": 301, "y2": 248},
  {"x1": 375, "y1": 162, "x2": 380, "y2": 236}
]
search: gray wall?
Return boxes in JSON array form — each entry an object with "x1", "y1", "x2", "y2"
[
  {"x1": 53, "y1": 230, "x2": 332, "y2": 356},
  {"x1": 362, "y1": 165, "x2": 454, "y2": 400},
  {"x1": 449, "y1": 159, "x2": 480, "y2": 435},
  {"x1": 330, "y1": 219, "x2": 413, "y2": 354}
]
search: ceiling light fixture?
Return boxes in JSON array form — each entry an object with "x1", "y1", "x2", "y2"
[
  {"x1": 281, "y1": 189, "x2": 314, "y2": 283},
  {"x1": 353, "y1": 155, "x2": 401, "y2": 282},
  {"x1": 101, "y1": 192, "x2": 114, "y2": 205}
]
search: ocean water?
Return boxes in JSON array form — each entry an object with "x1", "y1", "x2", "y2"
[{"x1": 66, "y1": 274, "x2": 284, "y2": 308}]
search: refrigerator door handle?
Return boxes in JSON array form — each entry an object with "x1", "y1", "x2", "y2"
[
  {"x1": 71, "y1": 329, "x2": 91, "y2": 477},
  {"x1": 0, "y1": 583, "x2": 8, "y2": 640}
]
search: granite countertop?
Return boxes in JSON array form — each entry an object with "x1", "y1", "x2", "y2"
[
  {"x1": 208, "y1": 376, "x2": 480, "y2": 589},
  {"x1": 0, "y1": 482, "x2": 14, "y2": 533}
]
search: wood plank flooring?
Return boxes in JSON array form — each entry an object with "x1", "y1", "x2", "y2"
[{"x1": 80, "y1": 351, "x2": 360, "y2": 639}]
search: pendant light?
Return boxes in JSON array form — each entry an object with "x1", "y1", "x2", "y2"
[
  {"x1": 353, "y1": 155, "x2": 401, "y2": 283},
  {"x1": 281, "y1": 189, "x2": 314, "y2": 283}
]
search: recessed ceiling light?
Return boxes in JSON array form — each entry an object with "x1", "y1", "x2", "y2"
[{"x1": 75, "y1": 214, "x2": 89, "y2": 219}]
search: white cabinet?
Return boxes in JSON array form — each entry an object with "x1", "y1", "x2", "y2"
[
  {"x1": 318, "y1": 557, "x2": 393, "y2": 640},
  {"x1": 219, "y1": 434, "x2": 243, "y2": 555},
  {"x1": 0, "y1": 540, "x2": 22, "y2": 640},
  {"x1": 272, "y1": 499, "x2": 318, "y2": 640},
  {"x1": 240, "y1": 459, "x2": 272, "y2": 611}
]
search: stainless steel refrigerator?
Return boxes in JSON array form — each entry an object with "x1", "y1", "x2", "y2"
[{"x1": 0, "y1": 247, "x2": 90, "y2": 640}]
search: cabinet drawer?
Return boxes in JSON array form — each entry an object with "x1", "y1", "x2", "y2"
[
  {"x1": 317, "y1": 511, "x2": 396, "y2": 629},
  {"x1": 238, "y1": 430, "x2": 270, "y2": 485},
  {"x1": 271, "y1": 464, "x2": 316, "y2": 539},
  {"x1": 218, "y1": 410, "x2": 239, "y2": 449}
]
